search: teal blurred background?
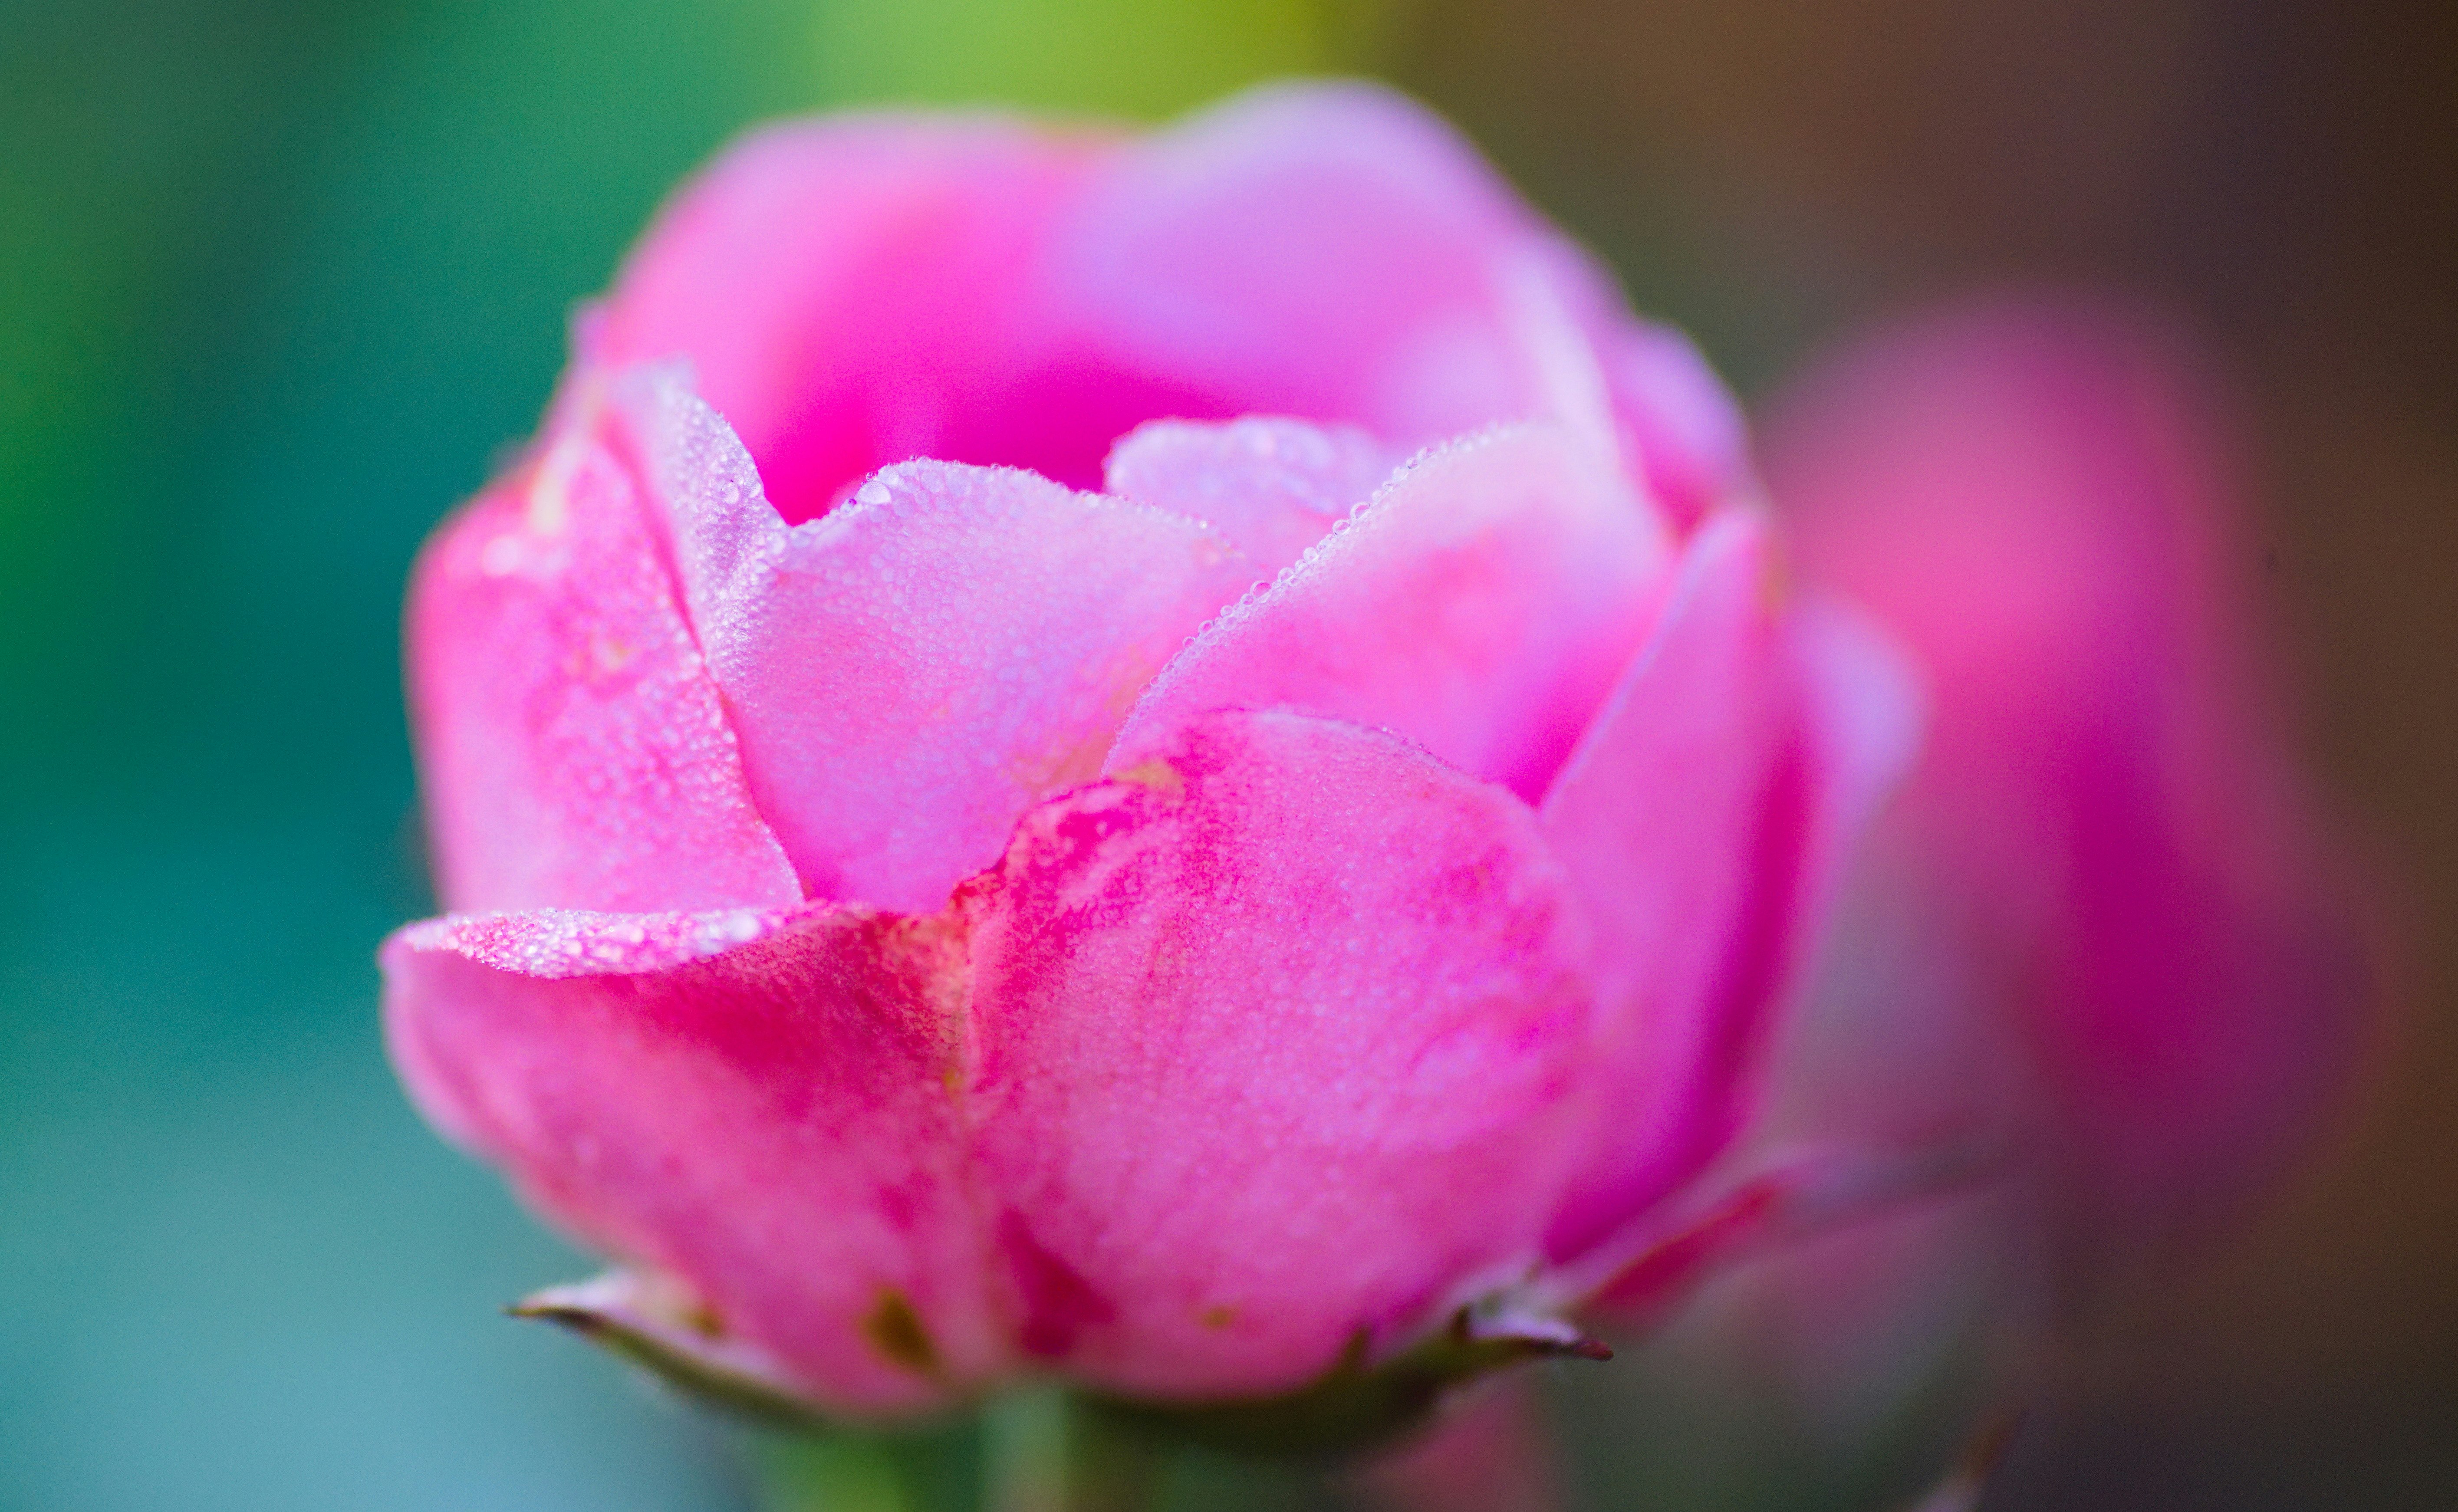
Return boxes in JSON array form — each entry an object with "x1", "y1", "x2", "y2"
[{"x1": 2, "y1": 0, "x2": 2451, "y2": 1507}]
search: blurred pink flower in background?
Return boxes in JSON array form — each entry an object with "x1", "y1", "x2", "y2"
[
  {"x1": 379, "y1": 83, "x2": 1921, "y2": 1424},
  {"x1": 1767, "y1": 296, "x2": 2369, "y2": 1251}
]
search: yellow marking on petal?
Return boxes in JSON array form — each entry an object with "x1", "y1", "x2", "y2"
[
  {"x1": 589, "y1": 633, "x2": 638, "y2": 679},
  {"x1": 1189, "y1": 531, "x2": 1239, "y2": 569},
  {"x1": 526, "y1": 436, "x2": 587, "y2": 536},
  {"x1": 1013, "y1": 728, "x2": 1114, "y2": 797},
  {"x1": 1752, "y1": 509, "x2": 1791, "y2": 611},
  {"x1": 1002, "y1": 647, "x2": 1169, "y2": 800},
  {"x1": 1112, "y1": 758, "x2": 1185, "y2": 802}
]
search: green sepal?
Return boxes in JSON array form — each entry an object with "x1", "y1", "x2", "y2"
[
  {"x1": 1088, "y1": 1307, "x2": 1609, "y2": 1461},
  {"x1": 515, "y1": 1272, "x2": 1607, "y2": 1469},
  {"x1": 510, "y1": 1271, "x2": 839, "y2": 1434}
]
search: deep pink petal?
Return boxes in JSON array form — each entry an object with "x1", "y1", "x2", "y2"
[
  {"x1": 1536, "y1": 512, "x2": 1916, "y2": 1261},
  {"x1": 404, "y1": 431, "x2": 800, "y2": 914},
  {"x1": 1111, "y1": 424, "x2": 1672, "y2": 802},
  {"x1": 618, "y1": 371, "x2": 1257, "y2": 914},
  {"x1": 961, "y1": 709, "x2": 1601, "y2": 1398},
  {"x1": 382, "y1": 903, "x2": 1001, "y2": 1413},
  {"x1": 586, "y1": 115, "x2": 1121, "y2": 518},
  {"x1": 1102, "y1": 416, "x2": 1395, "y2": 575}
]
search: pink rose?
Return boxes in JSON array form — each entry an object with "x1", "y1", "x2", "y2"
[{"x1": 380, "y1": 83, "x2": 1914, "y2": 1426}]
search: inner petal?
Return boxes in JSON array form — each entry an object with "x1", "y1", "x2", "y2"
[
  {"x1": 586, "y1": 85, "x2": 1632, "y2": 526},
  {"x1": 1110, "y1": 423, "x2": 1674, "y2": 803},
  {"x1": 618, "y1": 371, "x2": 1258, "y2": 913},
  {"x1": 1102, "y1": 416, "x2": 1397, "y2": 576}
]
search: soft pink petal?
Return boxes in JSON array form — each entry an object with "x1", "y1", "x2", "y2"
[
  {"x1": 1048, "y1": 82, "x2": 1633, "y2": 450},
  {"x1": 586, "y1": 115, "x2": 1122, "y2": 518},
  {"x1": 961, "y1": 709, "x2": 1601, "y2": 1398},
  {"x1": 1102, "y1": 416, "x2": 1395, "y2": 575},
  {"x1": 382, "y1": 902, "x2": 1000, "y2": 1413},
  {"x1": 1536, "y1": 512, "x2": 1913, "y2": 1261},
  {"x1": 587, "y1": 82, "x2": 1726, "y2": 531},
  {"x1": 404, "y1": 431, "x2": 800, "y2": 914},
  {"x1": 1110, "y1": 424, "x2": 1672, "y2": 802},
  {"x1": 1602, "y1": 322, "x2": 1752, "y2": 531},
  {"x1": 618, "y1": 371, "x2": 1256, "y2": 914}
]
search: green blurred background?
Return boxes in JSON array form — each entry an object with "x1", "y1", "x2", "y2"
[{"x1": 1, "y1": 0, "x2": 2450, "y2": 1507}]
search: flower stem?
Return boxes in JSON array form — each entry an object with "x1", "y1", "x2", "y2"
[
  {"x1": 754, "y1": 1432, "x2": 915, "y2": 1512},
  {"x1": 984, "y1": 1390, "x2": 1158, "y2": 1512}
]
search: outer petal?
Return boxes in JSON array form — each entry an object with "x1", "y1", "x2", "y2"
[
  {"x1": 1769, "y1": 297, "x2": 2367, "y2": 1229},
  {"x1": 1111, "y1": 424, "x2": 1672, "y2": 802},
  {"x1": 405, "y1": 429, "x2": 800, "y2": 914},
  {"x1": 619, "y1": 372, "x2": 1256, "y2": 914},
  {"x1": 381, "y1": 903, "x2": 1001, "y2": 1413},
  {"x1": 1536, "y1": 512, "x2": 1916, "y2": 1262},
  {"x1": 963, "y1": 709, "x2": 1601, "y2": 1399},
  {"x1": 1102, "y1": 416, "x2": 1395, "y2": 575}
]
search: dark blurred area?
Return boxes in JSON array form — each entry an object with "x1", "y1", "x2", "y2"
[{"x1": 0, "y1": 0, "x2": 2448, "y2": 1507}]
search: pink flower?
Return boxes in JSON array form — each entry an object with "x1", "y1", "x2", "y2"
[
  {"x1": 1765, "y1": 296, "x2": 2369, "y2": 1248},
  {"x1": 380, "y1": 83, "x2": 1913, "y2": 1422}
]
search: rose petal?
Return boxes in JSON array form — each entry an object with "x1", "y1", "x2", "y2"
[
  {"x1": 404, "y1": 430, "x2": 800, "y2": 914},
  {"x1": 1579, "y1": 1138, "x2": 1997, "y2": 1320},
  {"x1": 962, "y1": 708, "x2": 1601, "y2": 1398},
  {"x1": 1051, "y1": 82, "x2": 1627, "y2": 450},
  {"x1": 1102, "y1": 415, "x2": 1396, "y2": 575},
  {"x1": 381, "y1": 902, "x2": 999, "y2": 1413},
  {"x1": 1602, "y1": 322, "x2": 1752, "y2": 530},
  {"x1": 588, "y1": 83, "x2": 1711, "y2": 523},
  {"x1": 619, "y1": 372, "x2": 1257, "y2": 913},
  {"x1": 1536, "y1": 512, "x2": 1864, "y2": 1260},
  {"x1": 587, "y1": 115, "x2": 1123, "y2": 517},
  {"x1": 1111, "y1": 424, "x2": 1670, "y2": 802}
]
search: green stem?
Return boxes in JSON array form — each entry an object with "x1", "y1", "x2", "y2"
[
  {"x1": 748, "y1": 1392, "x2": 1161, "y2": 1512},
  {"x1": 754, "y1": 1432, "x2": 915, "y2": 1512},
  {"x1": 984, "y1": 1390, "x2": 1159, "y2": 1512}
]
